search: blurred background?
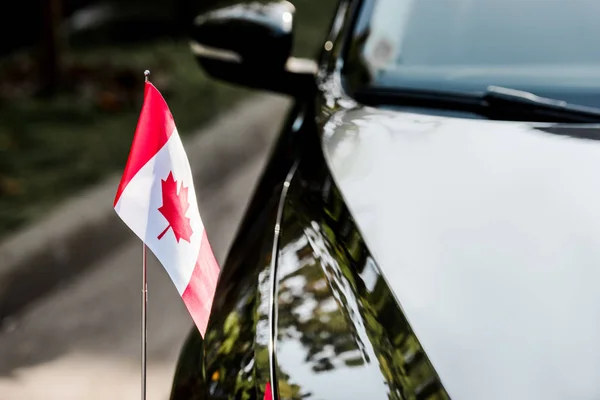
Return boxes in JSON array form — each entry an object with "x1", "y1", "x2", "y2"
[
  {"x1": 0, "y1": 0, "x2": 336, "y2": 237},
  {"x1": 0, "y1": 0, "x2": 337, "y2": 398}
]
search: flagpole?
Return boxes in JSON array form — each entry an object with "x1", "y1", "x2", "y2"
[
  {"x1": 141, "y1": 69, "x2": 150, "y2": 400},
  {"x1": 141, "y1": 242, "x2": 147, "y2": 400}
]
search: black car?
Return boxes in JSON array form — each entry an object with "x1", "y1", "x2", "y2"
[{"x1": 171, "y1": 1, "x2": 600, "y2": 399}]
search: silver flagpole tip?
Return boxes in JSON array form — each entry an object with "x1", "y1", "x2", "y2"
[{"x1": 144, "y1": 70, "x2": 150, "y2": 82}]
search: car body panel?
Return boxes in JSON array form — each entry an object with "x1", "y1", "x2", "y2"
[
  {"x1": 273, "y1": 139, "x2": 448, "y2": 399},
  {"x1": 322, "y1": 106, "x2": 600, "y2": 399},
  {"x1": 170, "y1": 101, "x2": 451, "y2": 400}
]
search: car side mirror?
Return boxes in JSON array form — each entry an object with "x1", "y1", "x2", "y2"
[{"x1": 190, "y1": 1, "x2": 316, "y2": 97}]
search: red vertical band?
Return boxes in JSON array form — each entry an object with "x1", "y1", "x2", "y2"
[
  {"x1": 181, "y1": 230, "x2": 220, "y2": 336},
  {"x1": 114, "y1": 82, "x2": 176, "y2": 206},
  {"x1": 264, "y1": 382, "x2": 273, "y2": 400}
]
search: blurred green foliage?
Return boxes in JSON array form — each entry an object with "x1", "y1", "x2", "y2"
[{"x1": 0, "y1": 0, "x2": 339, "y2": 238}]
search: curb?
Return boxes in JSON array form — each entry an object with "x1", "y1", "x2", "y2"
[{"x1": 0, "y1": 93, "x2": 291, "y2": 321}]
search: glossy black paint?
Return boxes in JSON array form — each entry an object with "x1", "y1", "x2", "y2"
[
  {"x1": 190, "y1": 1, "x2": 316, "y2": 98},
  {"x1": 192, "y1": 1, "x2": 294, "y2": 68},
  {"x1": 272, "y1": 136, "x2": 449, "y2": 400},
  {"x1": 170, "y1": 103, "x2": 450, "y2": 399}
]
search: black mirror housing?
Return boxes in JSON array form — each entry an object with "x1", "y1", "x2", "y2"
[{"x1": 190, "y1": 1, "x2": 316, "y2": 97}]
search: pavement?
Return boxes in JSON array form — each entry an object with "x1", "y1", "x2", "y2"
[{"x1": 0, "y1": 93, "x2": 291, "y2": 400}]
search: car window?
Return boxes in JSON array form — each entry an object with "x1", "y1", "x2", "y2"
[{"x1": 345, "y1": 0, "x2": 600, "y2": 107}]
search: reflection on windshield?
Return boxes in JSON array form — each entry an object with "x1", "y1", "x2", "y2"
[{"x1": 362, "y1": 0, "x2": 413, "y2": 73}]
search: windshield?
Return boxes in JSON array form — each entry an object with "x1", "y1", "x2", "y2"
[{"x1": 344, "y1": 0, "x2": 600, "y2": 108}]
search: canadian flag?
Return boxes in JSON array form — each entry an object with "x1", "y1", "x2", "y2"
[{"x1": 114, "y1": 82, "x2": 219, "y2": 336}]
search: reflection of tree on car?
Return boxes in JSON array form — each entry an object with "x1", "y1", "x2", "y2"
[{"x1": 274, "y1": 165, "x2": 449, "y2": 400}]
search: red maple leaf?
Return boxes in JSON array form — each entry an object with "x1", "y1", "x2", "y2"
[{"x1": 157, "y1": 172, "x2": 193, "y2": 243}]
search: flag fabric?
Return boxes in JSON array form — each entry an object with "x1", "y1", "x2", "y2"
[
  {"x1": 264, "y1": 382, "x2": 272, "y2": 400},
  {"x1": 114, "y1": 82, "x2": 219, "y2": 336}
]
